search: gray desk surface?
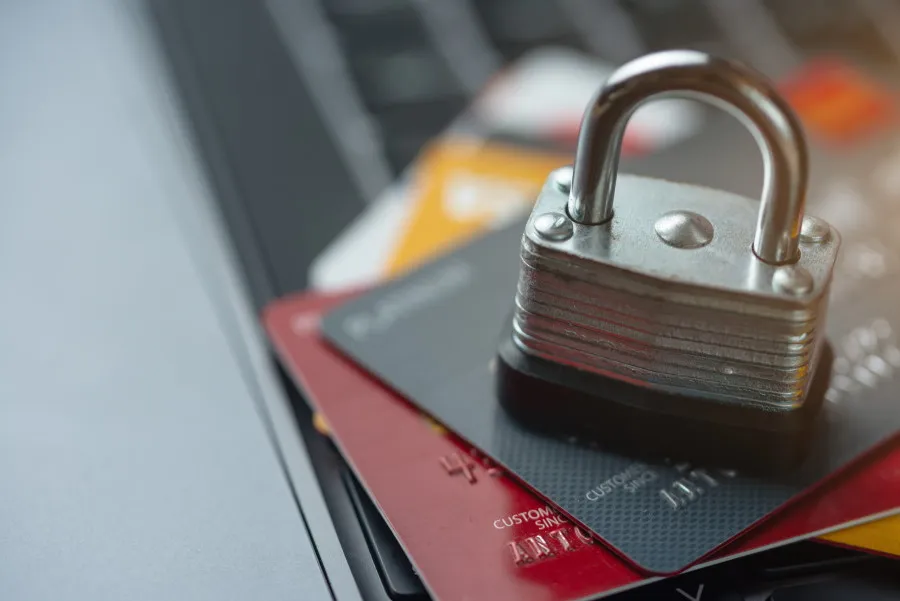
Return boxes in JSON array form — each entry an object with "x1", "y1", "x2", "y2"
[{"x1": 0, "y1": 2, "x2": 359, "y2": 600}]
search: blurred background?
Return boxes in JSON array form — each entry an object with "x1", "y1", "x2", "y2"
[{"x1": 149, "y1": 0, "x2": 900, "y2": 306}]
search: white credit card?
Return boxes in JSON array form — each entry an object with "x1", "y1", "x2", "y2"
[{"x1": 474, "y1": 47, "x2": 701, "y2": 151}]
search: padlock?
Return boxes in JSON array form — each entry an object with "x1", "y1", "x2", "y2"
[{"x1": 496, "y1": 50, "x2": 840, "y2": 472}]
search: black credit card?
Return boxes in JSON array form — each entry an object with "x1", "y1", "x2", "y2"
[{"x1": 322, "y1": 127, "x2": 900, "y2": 574}]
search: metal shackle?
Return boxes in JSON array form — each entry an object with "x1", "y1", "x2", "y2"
[{"x1": 568, "y1": 50, "x2": 809, "y2": 265}]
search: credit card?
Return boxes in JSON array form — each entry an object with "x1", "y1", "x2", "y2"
[
  {"x1": 309, "y1": 138, "x2": 570, "y2": 292},
  {"x1": 779, "y1": 58, "x2": 896, "y2": 146},
  {"x1": 265, "y1": 291, "x2": 900, "y2": 600},
  {"x1": 381, "y1": 140, "x2": 569, "y2": 278},
  {"x1": 320, "y1": 185, "x2": 900, "y2": 573},
  {"x1": 472, "y1": 47, "x2": 702, "y2": 151},
  {"x1": 821, "y1": 514, "x2": 900, "y2": 559}
]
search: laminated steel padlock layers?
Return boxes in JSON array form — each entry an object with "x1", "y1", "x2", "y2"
[{"x1": 497, "y1": 50, "x2": 840, "y2": 470}]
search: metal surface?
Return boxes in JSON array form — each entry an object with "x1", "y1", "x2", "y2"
[
  {"x1": 511, "y1": 52, "x2": 839, "y2": 409},
  {"x1": 0, "y1": 3, "x2": 356, "y2": 599},
  {"x1": 800, "y1": 216, "x2": 832, "y2": 244},
  {"x1": 534, "y1": 212, "x2": 574, "y2": 241},
  {"x1": 530, "y1": 176, "x2": 839, "y2": 311},
  {"x1": 654, "y1": 210, "x2": 715, "y2": 249},
  {"x1": 567, "y1": 50, "x2": 808, "y2": 266},
  {"x1": 773, "y1": 266, "x2": 815, "y2": 297},
  {"x1": 552, "y1": 165, "x2": 574, "y2": 193},
  {"x1": 513, "y1": 174, "x2": 839, "y2": 408}
]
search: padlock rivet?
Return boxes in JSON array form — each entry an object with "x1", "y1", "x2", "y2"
[
  {"x1": 552, "y1": 166, "x2": 574, "y2": 193},
  {"x1": 799, "y1": 216, "x2": 831, "y2": 244},
  {"x1": 773, "y1": 265, "x2": 814, "y2": 296},
  {"x1": 534, "y1": 212, "x2": 574, "y2": 241},
  {"x1": 654, "y1": 211, "x2": 714, "y2": 249}
]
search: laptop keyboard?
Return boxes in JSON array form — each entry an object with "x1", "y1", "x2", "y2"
[
  {"x1": 321, "y1": 0, "x2": 468, "y2": 173},
  {"x1": 472, "y1": 0, "x2": 585, "y2": 60},
  {"x1": 763, "y1": 0, "x2": 898, "y2": 67},
  {"x1": 311, "y1": 0, "x2": 900, "y2": 183}
]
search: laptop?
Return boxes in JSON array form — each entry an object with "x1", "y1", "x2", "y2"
[
  {"x1": 0, "y1": 2, "x2": 353, "y2": 599},
  {"x1": 148, "y1": 1, "x2": 900, "y2": 598}
]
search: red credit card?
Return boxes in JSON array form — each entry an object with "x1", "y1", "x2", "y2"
[
  {"x1": 779, "y1": 58, "x2": 895, "y2": 145},
  {"x1": 264, "y1": 291, "x2": 900, "y2": 601}
]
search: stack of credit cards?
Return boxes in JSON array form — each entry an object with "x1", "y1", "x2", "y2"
[{"x1": 264, "y1": 48, "x2": 900, "y2": 599}]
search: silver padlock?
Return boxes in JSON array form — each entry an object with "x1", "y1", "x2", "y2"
[{"x1": 496, "y1": 50, "x2": 840, "y2": 470}]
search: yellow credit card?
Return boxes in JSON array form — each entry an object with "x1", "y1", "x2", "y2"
[
  {"x1": 384, "y1": 138, "x2": 570, "y2": 277},
  {"x1": 820, "y1": 513, "x2": 900, "y2": 557}
]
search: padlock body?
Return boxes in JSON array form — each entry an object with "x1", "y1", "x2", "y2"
[
  {"x1": 498, "y1": 319, "x2": 833, "y2": 473},
  {"x1": 512, "y1": 174, "x2": 840, "y2": 410}
]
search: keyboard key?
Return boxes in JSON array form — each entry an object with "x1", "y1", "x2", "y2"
[
  {"x1": 322, "y1": 0, "x2": 413, "y2": 17},
  {"x1": 614, "y1": 568, "x2": 745, "y2": 600},
  {"x1": 617, "y1": 0, "x2": 729, "y2": 52},
  {"x1": 471, "y1": 0, "x2": 582, "y2": 61},
  {"x1": 348, "y1": 49, "x2": 465, "y2": 109},
  {"x1": 329, "y1": 4, "x2": 432, "y2": 54},
  {"x1": 383, "y1": 135, "x2": 431, "y2": 173},
  {"x1": 343, "y1": 470, "x2": 428, "y2": 600},
  {"x1": 750, "y1": 541, "x2": 875, "y2": 579},
  {"x1": 376, "y1": 97, "x2": 465, "y2": 170},
  {"x1": 769, "y1": 574, "x2": 900, "y2": 600},
  {"x1": 613, "y1": 542, "x2": 882, "y2": 600}
]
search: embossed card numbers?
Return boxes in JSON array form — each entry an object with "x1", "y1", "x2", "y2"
[{"x1": 321, "y1": 212, "x2": 900, "y2": 574}]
